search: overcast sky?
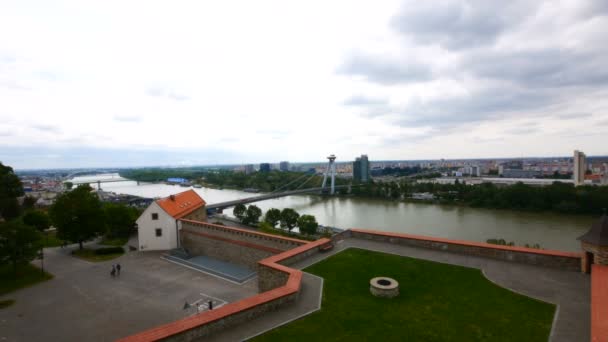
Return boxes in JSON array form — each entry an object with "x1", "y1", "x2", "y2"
[{"x1": 1, "y1": 0, "x2": 608, "y2": 169}]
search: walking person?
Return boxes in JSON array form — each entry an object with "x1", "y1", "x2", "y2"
[
  {"x1": 111, "y1": 264, "x2": 116, "y2": 278},
  {"x1": 116, "y1": 263, "x2": 121, "y2": 276}
]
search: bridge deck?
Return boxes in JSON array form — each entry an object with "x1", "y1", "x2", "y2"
[{"x1": 206, "y1": 186, "x2": 347, "y2": 210}]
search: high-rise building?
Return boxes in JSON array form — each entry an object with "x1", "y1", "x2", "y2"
[
  {"x1": 279, "y1": 161, "x2": 290, "y2": 172},
  {"x1": 574, "y1": 150, "x2": 586, "y2": 186},
  {"x1": 353, "y1": 154, "x2": 370, "y2": 182},
  {"x1": 244, "y1": 164, "x2": 254, "y2": 174},
  {"x1": 259, "y1": 163, "x2": 271, "y2": 173}
]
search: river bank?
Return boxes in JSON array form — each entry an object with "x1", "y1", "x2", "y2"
[{"x1": 72, "y1": 174, "x2": 593, "y2": 252}]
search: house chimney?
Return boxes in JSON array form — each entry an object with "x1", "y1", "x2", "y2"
[{"x1": 170, "y1": 195, "x2": 175, "y2": 201}]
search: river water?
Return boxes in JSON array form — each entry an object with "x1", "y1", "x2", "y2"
[{"x1": 72, "y1": 174, "x2": 593, "y2": 252}]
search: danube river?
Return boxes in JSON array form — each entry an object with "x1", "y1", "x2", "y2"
[{"x1": 73, "y1": 174, "x2": 594, "y2": 252}]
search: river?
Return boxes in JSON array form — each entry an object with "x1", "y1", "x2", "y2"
[{"x1": 72, "y1": 173, "x2": 594, "y2": 252}]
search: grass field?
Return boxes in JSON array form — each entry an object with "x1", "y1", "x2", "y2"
[
  {"x1": 0, "y1": 264, "x2": 53, "y2": 297},
  {"x1": 99, "y1": 237, "x2": 128, "y2": 247},
  {"x1": 255, "y1": 248, "x2": 555, "y2": 342},
  {"x1": 72, "y1": 248, "x2": 124, "y2": 262}
]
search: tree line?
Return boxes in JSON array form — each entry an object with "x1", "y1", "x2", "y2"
[
  {"x1": 232, "y1": 203, "x2": 320, "y2": 235},
  {"x1": 351, "y1": 179, "x2": 608, "y2": 215},
  {"x1": 0, "y1": 163, "x2": 139, "y2": 277}
]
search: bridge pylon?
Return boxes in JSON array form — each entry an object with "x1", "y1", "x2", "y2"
[{"x1": 321, "y1": 154, "x2": 337, "y2": 195}]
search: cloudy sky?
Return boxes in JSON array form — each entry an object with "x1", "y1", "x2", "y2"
[{"x1": 1, "y1": 0, "x2": 607, "y2": 169}]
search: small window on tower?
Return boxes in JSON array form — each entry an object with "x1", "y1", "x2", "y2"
[
  {"x1": 155, "y1": 228, "x2": 162, "y2": 237},
  {"x1": 152, "y1": 213, "x2": 158, "y2": 220}
]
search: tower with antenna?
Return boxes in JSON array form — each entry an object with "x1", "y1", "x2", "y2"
[{"x1": 322, "y1": 154, "x2": 337, "y2": 195}]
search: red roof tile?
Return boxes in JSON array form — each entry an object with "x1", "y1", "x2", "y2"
[{"x1": 156, "y1": 190, "x2": 206, "y2": 219}]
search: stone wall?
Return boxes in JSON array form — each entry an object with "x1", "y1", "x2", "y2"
[
  {"x1": 350, "y1": 229, "x2": 582, "y2": 271},
  {"x1": 180, "y1": 220, "x2": 306, "y2": 252},
  {"x1": 582, "y1": 242, "x2": 608, "y2": 265},
  {"x1": 181, "y1": 229, "x2": 275, "y2": 269},
  {"x1": 182, "y1": 206, "x2": 207, "y2": 222}
]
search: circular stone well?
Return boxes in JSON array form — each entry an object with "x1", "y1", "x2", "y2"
[{"x1": 370, "y1": 277, "x2": 399, "y2": 298}]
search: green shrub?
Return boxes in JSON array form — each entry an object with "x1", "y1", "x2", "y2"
[{"x1": 94, "y1": 247, "x2": 124, "y2": 255}]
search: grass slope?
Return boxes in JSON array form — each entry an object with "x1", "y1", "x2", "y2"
[{"x1": 255, "y1": 248, "x2": 555, "y2": 342}]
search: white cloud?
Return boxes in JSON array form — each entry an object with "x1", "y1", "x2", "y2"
[{"x1": 0, "y1": 0, "x2": 607, "y2": 169}]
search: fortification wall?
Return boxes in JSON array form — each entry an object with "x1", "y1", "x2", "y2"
[
  {"x1": 118, "y1": 237, "x2": 330, "y2": 342},
  {"x1": 182, "y1": 206, "x2": 207, "y2": 222},
  {"x1": 179, "y1": 220, "x2": 308, "y2": 268},
  {"x1": 350, "y1": 229, "x2": 582, "y2": 271},
  {"x1": 592, "y1": 264, "x2": 608, "y2": 342}
]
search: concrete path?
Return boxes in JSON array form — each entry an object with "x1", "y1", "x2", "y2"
[
  {"x1": 0, "y1": 244, "x2": 257, "y2": 342},
  {"x1": 205, "y1": 237, "x2": 589, "y2": 342}
]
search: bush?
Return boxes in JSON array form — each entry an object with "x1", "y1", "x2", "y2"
[{"x1": 94, "y1": 247, "x2": 124, "y2": 255}]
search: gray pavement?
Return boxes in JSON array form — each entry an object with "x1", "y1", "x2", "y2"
[
  {"x1": 205, "y1": 238, "x2": 589, "y2": 342},
  {"x1": 0, "y1": 243, "x2": 257, "y2": 342}
]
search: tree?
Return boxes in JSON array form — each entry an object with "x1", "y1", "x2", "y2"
[
  {"x1": 264, "y1": 208, "x2": 282, "y2": 227},
  {"x1": 244, "y1": 205, "x2": 262, "y2": 225},
  {"x1": 297, "y1": 214, "x2": 318, "y2": 235},
  {"x1": 64, "y1": 181, "x2": 73, "y2": 190},
  {"x1": 280, "y1": 208, "x2": 300, "y2": 232},
  {"x1": 49, "y1": 185, "x2": 105, "y2": 250},
  {"x1": 22, "y1": 210, "x2": 51, "y2": 232},
  {"x1": 0, "y1": 221, "x2": 42, "y2": 276},
  {"x1": 233, "y1": 203, "x2": 246, "y2": 223},
  {"x1": 104, "y1": 203, "x2": 139, "y2": 238},
  {"x1": 0, "y1": 162, "x2": 23, "y2": 221}
]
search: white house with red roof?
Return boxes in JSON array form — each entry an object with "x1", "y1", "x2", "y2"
[{"x1": 136, "y1": 190, "x2": 207, "y2": 251}]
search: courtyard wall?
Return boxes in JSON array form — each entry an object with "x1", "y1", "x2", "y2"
[
  {"x1": 179, "y1": 220, "x2": 307, "y2": 268},
  {"x1": 350, "y1": 229, "x2": 582, "y2": 271}
]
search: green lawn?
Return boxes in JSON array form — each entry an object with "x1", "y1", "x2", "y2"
[
  {"x1": 99, "y1": 237, "x2": 128, "y2": 246},
  {"x1": 255, "y1": 248, "x2": 555, "y2": 342},
  {"x1": 0, "y1": 264, "x2": 53, "y2": 297},
  {"x1": 72, "y1": 248, "x2": 124, "y2": 262}
]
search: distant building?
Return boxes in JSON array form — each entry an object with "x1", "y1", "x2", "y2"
[
  {"x1": 167, "y1": 177, "x2": 188, "y2": 184},
  {"x1": 464, "y1": 165, "x2": 481, "y2": 177},
  {"x1": 259, "y1": 163, "x2": 271, "y2": 173},
  {"x1": 136, "y1": 190, "x2": 207, "y2": 251},
  {"x1": 279, "y1": 161, "x2": 290, "y2": 172},
  {"x1": 244, "y1": 164, "x2": 254, "y2": 174},
  {"x1": 353, "y1": 154, "x2": 370, "y2": 182},
  {"x1": 574, "y1": 150, "x2": 587, "y2": 186},
  {"x1": 501, "y1": 169, "x2": 542, "y2": 178}
]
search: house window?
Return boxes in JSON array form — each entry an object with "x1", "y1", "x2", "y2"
[
  {"x1": 152, "y1": 213, "x2": 159, "y2": 220},
  {"x1": 155, "y1": 228, "x2": 162, "y2": 237}
]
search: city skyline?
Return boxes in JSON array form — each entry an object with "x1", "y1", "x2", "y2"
[{"x1": 2, "y1": 1, "x2": 608, "y2": 169}]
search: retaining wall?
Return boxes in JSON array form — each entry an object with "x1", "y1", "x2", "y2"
[
  {"x1": 179, "y1": 220, "x2": 308, "y2": 268},
  {"x1": 592, "y1": 264, "x2": 608, "y2": 342},
  {"x1": 118, "y1": 231, "x2": 330, "y2": 342},
  {"x1": 350, "y1": 229, "x2": 582, "y2": 271}
]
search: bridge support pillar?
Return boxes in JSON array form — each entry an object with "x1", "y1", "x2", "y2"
[{"x1": 322, "y1": 154, "x2": 337, "y2": 195}]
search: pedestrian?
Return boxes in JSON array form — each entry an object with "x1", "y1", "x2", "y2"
[
  {"x1": 111, "y1": 264, "x2": 116, "y2": 277},
  {"x1": 116, "y1": 263, "x2": 121, "y2": 276},
  {"x1": 208, "y1": 300, "x2": 213, "y2": 310}
]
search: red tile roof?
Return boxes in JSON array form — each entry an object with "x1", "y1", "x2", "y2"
[{"x1": 156, "y1": 190, "x2": 206, "y2": 219}]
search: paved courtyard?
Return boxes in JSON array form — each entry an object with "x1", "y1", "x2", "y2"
[{"x1": 0, "y1": 244, "x2": 257, "y2": 342}]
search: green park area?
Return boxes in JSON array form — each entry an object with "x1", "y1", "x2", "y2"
[{"x1": 256, "y1": 248, "x2": 555, "y2": 342}]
